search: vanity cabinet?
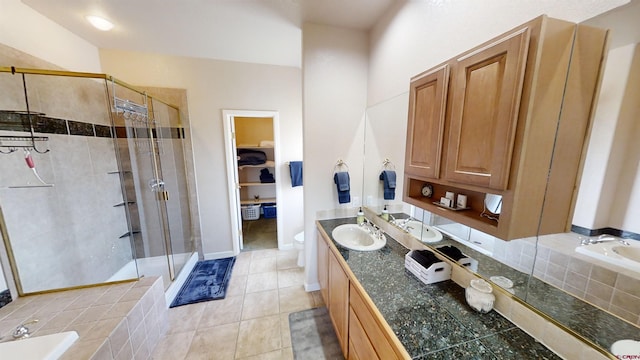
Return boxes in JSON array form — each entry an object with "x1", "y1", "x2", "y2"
[
  {"x1": 317, "y1": 223, "x2": 411, "y2": 359},
  {"x1": 404, "y1": 15, "x2": 608, "y2": 240},
  {"x1": 329, "y1": 250, "x2": 349, "y2": 355}
]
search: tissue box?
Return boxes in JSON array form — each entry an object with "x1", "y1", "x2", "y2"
[{"x1": 405, "y1": 250, "x2": 452, "y2": 285}]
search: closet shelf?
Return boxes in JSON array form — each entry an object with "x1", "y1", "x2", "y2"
[
  {"x1": 240, "y1": 182, "x2": 275, "y2": 187},
  {"x1": 238, "y1": 160, "x2": 275, "y2": 169},
  {"x1": 240, "y1": 198, "x2": 276, "y2": 205}
]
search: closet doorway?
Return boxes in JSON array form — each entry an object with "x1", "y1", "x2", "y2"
[{"x1": 223, "y1": 110, "x2": 282, "y2": 253}]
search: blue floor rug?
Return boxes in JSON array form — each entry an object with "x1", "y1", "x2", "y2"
[{"x1": 170, "y1": 257, "x2": 236, "y2": 308}]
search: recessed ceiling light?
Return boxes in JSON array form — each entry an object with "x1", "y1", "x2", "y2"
[{"x1": 85, "y1": 15, "x2": 114, "y2": 31}]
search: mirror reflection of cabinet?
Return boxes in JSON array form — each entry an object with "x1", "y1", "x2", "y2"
[{"x1": 404, "y1": 15, "x2": 608, "y2": 240}]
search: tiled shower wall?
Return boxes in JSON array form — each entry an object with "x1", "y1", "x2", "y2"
[{"x1": 0, "y1": 69, "x2": 132, "y2": 292}]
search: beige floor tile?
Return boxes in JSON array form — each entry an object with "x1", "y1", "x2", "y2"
[
  {"x1": 185, "y1": 322, "x2": 239, "y2": 360},
  {"x1": 277, "y1": 268, "x2": 304, "y2": 289},
  {"x1": 198, "y1": 295, "x2": 244, "y2": 329},
  {"x1": 233, "y1": 256, "x2": 251, "y2": 277},
  {"x1": 251, "y1": 249, "x2": 278, "y2": 259},
  {"x1": 227, "y1": 275, "x2": 248, "y2": 297},
  {"x1": 279, "y1": 313, "x2": 291, "y2": 348},
  {"x1": 167, "y1": 302, "x2": 207, "y2": 334},
  {"x1": 276, "y1": 256, "x2": 299, "y2": 271},
  {"x1": 249, "y1": 257, "x2": 277, "y2": 274},
  {"x1": 235, "y1": 315, "x2": 282, "y2": 358},
  {"x1": 241, "y1": 290, "x2": 280, "y2": 320},
  {"x1": 278, "y1": 287, "x2": 315, "y2": 314},
  {"x1": 246, "y1": 272, "x2": 278, "y2": 293},
  {"x1": 238, "y1": 348, "x2": 293, "y2": 360},
  {"x1": 151, "y1": 330, "x2": 195, "y2": 360}
]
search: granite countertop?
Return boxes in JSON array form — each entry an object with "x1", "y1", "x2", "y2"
[{"x1": 319, "y1": 218, "x2": 560, "y2": 360}]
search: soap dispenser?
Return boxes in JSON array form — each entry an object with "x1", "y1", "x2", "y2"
[
  {"x1": 381, "y1": 205, "x2": 389, "y2": 221},
  {"x1": 357, "y1": 208, "x2": 365, "y2": 225}
]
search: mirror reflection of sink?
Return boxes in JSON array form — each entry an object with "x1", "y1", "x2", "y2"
[
  {"x1": 402, "y1": 220, "x2": 443, "y2": 243},
  {"x1": 331, "y1": 224, "x2": 386, "y2": 251},
  {"x1": 575, "y1": 239, "x2": 640, "y2": 272},
  {"x1": 613, "y1": 246, "x2": 640, "y2": 262}
]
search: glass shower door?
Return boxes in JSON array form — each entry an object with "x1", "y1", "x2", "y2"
[{"x1": 150, "y1": 98, "x2": 193, "y2": 281}]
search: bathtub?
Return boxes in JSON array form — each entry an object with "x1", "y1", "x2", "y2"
[
  {"x1": 0, "y1": 331, "x2": 78, "y2": 359},
  {"x1": 575, "y1": 240, "x2": 640, "y2": 272},
  {"x1": 107, "y1": 252, "x2": 198, "y2": 306}
]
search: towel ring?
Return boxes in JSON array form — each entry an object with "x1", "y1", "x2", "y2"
[
  {"x1": 333, "y1": 159, "x2": 349, "y2": 173},
  {"x1": 382, "y1": 158, "x2": 395, "y2": 171}
]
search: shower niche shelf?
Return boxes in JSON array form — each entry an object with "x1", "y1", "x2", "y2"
[
  {"x1": 119, "y1": 230, "x2": 141, "y2": 239},
  {"x1": 113, "y1": 201, "x2": 136, "y2": 207}
]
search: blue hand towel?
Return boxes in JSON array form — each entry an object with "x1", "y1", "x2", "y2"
[
  {"x1": 379, "y1": 170, "x2": 396, "y2": 200},
  {"x1": 289, "y1": 161, "x2": 303, "y2": 187},
  {"x1": 334, "y1": 171, "x2": 351, "y2": 204}
]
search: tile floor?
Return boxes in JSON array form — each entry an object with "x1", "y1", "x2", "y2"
[{"x1": 151, "y1": 249, "x2": 323, "y2": 359}]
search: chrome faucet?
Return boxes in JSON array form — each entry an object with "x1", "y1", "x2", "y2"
[
  {"x1": 360, "y1": 219, "x2": 384, "y2": 239},
  {"x1": 579, "y1": 235, "x2": 630, "y2": 246},
  {"x1": 2, "y1": 319, "x2": 39, "y2": 341}
]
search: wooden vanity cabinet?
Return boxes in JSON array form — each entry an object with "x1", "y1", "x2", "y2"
[
  {"x1": 317, "y1": 232, "x2": 329, "y2": 305},
  {"x1": 317, "y1": 224, "x2": 411, "y2": 359},
  {"x1": 329, "y1": 250, "x2": 349, "y2": 356},
  {"x1": 404, "y1": 16, "x2": 608, "y2": 240}
]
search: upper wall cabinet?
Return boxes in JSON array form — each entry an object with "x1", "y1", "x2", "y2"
[
  {"x1": 404, "y1": 64, "x2": 449, "y2": 179},
  {"x1": 403, "y1": 16, "x2": 608, "y2": 240},
  {"x1": 445, "y1": 28, "x2": 529, "y2": 190}
]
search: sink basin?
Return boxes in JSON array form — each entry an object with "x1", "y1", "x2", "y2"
[
  {"x1": 0, "y1": 331, "x2": 79, "y2": 360},
  {"x1": 613, "y1": 246, "x2": 640, "y2": 262},
  {"x1": 611, "y1": 339, "x2": 640, "y2": 357},
  {"x1": 331, "y1": 224, "x2": 386, "y2": 251},
  {"x1": 403, "y1": 220, "x2": 443, "y2": 243}
]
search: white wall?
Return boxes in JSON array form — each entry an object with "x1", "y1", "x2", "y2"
[
  {"x1": 573, "y1": 44, "x2": 638, "y2": 231},
  {"x1": 99, "y1": 50, "x2": 303, "y2": 257},
  {"x1": 366, "y1": 0, "x2": 638, "y2": 236},
  {"x1": 0, "y1": 0, "x2": 101, "y2": 72},
  {"x1": 368, "y1": 0, "x2": 629, "y2": 106},
  {"x1": 302, "y1": 23, "x2": 369, "y2": 289}
]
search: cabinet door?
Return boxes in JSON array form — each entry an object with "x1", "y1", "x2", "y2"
[
  {"x1": 317, "y1": 233, "x2": 329, "y2": 306},
  {"x1": 348, "y1": 307, "x2": 380, "y2": 360},
  {"x1": 329, "y1": 251, "x2": 349, "y2": 357},
  {"x1": 445, "y1": 28, "x2": 530, "y2": 190},
  {"x1": 404, "y1": 64, "x2": 449, "y2": 179}
]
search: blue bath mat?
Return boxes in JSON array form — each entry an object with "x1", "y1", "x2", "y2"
[{"x1": 170, "y1": 257, "x2": 236, "y2": 308}]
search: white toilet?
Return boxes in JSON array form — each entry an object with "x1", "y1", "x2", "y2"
[{"x1": 294, "y1": 231, "x2": 305, "y2": 267}]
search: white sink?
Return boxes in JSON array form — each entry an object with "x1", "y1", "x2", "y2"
[
  {"x1": 611, "y1": 339, "x2": 640, "y2": 357},
  {"x1": 331, "y1": 224, "x2": 386, "y2": 251},
  {"x1": 0, "y1": 331, "x2": 79, "y2": 360},
  {"x1": 403, "y1": 220, "x2": 443, "y2": 243}
]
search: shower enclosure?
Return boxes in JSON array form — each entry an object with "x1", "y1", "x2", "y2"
[{"x1": 0, "y1": 67, "x2": 195, "y2": 295}]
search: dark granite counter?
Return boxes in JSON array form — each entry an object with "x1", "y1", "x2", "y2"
[{"x1": 319, "y1": 218, "x2": 559, "y2": 359}]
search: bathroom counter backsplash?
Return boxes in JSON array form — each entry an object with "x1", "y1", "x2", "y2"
[{"x1": 319, "y1": 218, "x2": 559, "y2": 359}]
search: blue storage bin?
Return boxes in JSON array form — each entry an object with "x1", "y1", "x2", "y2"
[{"x1": 263, "y1": 203, "x2": 277, "y2": 218}]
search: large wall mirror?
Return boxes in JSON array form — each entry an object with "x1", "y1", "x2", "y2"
[{"x1": 362, "y1": 2, "x2": 640, "y2": 356}]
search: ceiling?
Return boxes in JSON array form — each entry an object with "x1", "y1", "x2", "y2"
[{"x1": 21, "y1": 0, "x2": 398, "y2": 67}]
